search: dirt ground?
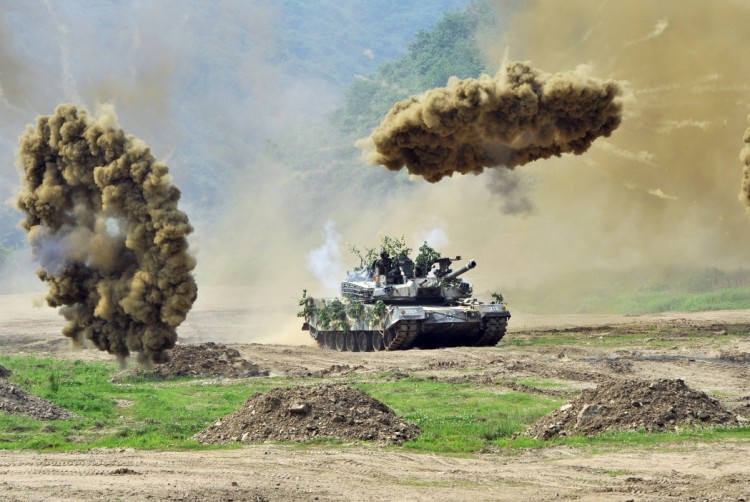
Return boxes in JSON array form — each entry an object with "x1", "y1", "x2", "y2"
[{"x1": 1, "y1": 290, "x2": 750, "y2": 501}]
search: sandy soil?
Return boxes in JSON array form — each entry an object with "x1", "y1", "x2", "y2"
[{"x1": 1, "y1": 290, "x2": 750, "y2": 501}]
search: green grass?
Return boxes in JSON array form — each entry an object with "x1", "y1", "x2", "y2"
[
  {"x1": 507, "y1": 265, "x2": 750, "y2": 315},
  {"x1": 357, "y1": 378, "x2": 562, "y2": 453},
  {"x1": 615, "y1": 288, "x2": 750, "y2": 315},
  {"x1": 0, "y1": 355, "x2": 276, "y2": 451},
  {"x1": 507, "y1": 325, "x2": 750, "y2": 349},
  {"x1": 1, "y1": 356, "x2": 749, "y2": 454},
  {"x1": 562, "y1": 425, "x2": 750, "y2": 449}
]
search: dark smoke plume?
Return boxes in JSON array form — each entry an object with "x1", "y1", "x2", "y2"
[
  {"x1": 486, "y1": 169, "x2": 535, "y2": 216},
  {"x1": 16, "y1": 104, "x2": 197, "y2": 364},
  {"x1": 357, "y1": 61, "x2": 623, "y2": 182},
  {"x1": 741, "y1": 117, "x2": 750, "y2": 214}
]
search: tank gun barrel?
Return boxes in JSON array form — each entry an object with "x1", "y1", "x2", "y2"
[{"x1": 442, "y1": 259, "x2": 476, "y2": 280}]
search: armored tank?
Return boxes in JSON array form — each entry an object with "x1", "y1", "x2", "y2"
[{"x1": 299, "y1": 245, "x2": 510, "y2": 351}]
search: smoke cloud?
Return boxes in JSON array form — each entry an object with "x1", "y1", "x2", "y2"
[
  {"x1": 357, "y1": 61, "x2": 623, "y2": 182},
  {"x1": 486, "y1": 169, "x2": 535, "y2": 216},
  {"x1": 741, "y1": 117, "x2": 750, "y2": 214},
  {"x1": 307, "y1": 220, "x2": 344, "y2": 292},
  {"x1": 16, "y1": 104, "x2": 197, "y2": 363},
  {"x1": 452, "y1": 0, "x2": 750, "y2": 295}
]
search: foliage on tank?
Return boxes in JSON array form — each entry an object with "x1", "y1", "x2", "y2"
[
  {"x1": 298, "y1": 290, "x2": 386, "y2": 332},
  {"x1": 299, "y1": 235, "x2": 511, "y2": 352}
]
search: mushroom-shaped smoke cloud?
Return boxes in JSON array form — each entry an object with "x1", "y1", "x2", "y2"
[
  {"x1": 16, "y1": 104, "x2": 197, "y2": 364},
  {"x1": 357, "y1": 61, "x2": 623, "y2": 182}
]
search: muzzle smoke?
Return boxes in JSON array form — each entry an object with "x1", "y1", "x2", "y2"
[
  {"x1": 307, "y1": 220, "x2": 343, "y2": 292},
  {"x1": 357, "y1": 61, "x2": 622, "y2": 182},
  {"x1": 16, "y1": 104, "x2": 197, "y2": 364}
]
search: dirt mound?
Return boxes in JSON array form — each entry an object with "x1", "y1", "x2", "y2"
[
  {"x1": 194, "y1": 384, "x2": 420, "y2": 445},
  {"x1": 524, "y1": 378, "x2": 739, "y2": 439},
  {"x1": 0, "y1": 380, "x2": 76, "y2": 420},
  {"x1": 154, "y1": 342, "x2": 268, "y2": 378}
]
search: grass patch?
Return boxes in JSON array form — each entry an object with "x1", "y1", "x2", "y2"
[
  {"x1": 1, "y1": 355, "x2": 749, "y2": 454},
  {"x1": 509, "y1": 265, "x2": 750, "y2": 315},
  {"x1": 506, "y1": 332, "x2": 672, "y2": 349},
  {"x1": 506, "y1": 326, "x2": 750, "y2": 350},
  {"x1": 0, "y1": 355, "x2": 277, "y2": 451},
  {"x1": 357, "y1": 379, "x2": 561, "y2": 453},
  {"x1": 616, "y1": 288, "x2": 750, "y2": 315},
  {"x1": 562, "y1": 425, "x2": 750, "y2": 449}
]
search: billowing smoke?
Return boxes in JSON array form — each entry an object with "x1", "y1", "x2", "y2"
[
  {"x1": 16, "y1": 104, "x2": 197, "y2": 363},
  {"x1": 741, "y1": 117, "x2": 750, "y2": 214},
  {"x1": 307, "y1": 220, "x2": 343, "y2": 292},
  {"x1": 357, "y1": 61, "x2": 623, "y2": 183},
  {"x1": 413, "y1": 227, "x2": 449, "y2": 250}
]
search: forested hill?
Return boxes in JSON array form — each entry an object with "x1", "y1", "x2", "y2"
[
  {"x1": 332, "y1": 0, "x2": 494, "y2": 137},
  {"x1": 276, "y1": 0, "x2": 477, "y2": 87},
  {"x1": 0, "y1": 1, "x2": 503, "y2": 290},
  {"x1": 0, "y1": 0, "x2": 481, "y2": 262}
]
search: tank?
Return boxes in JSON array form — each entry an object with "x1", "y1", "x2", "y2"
[{"x1": 299, "y1": 246, "x2": 511, "y2": 351}]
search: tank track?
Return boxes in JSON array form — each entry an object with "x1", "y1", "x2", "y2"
[
  {"x1": 384, "y1": 320, "x2": 421, "y2": 351},
  {"x1": 311, "y1": 317, "x2": 506, "y2": 350},
  {"x1": 309, "y1": 328, "x2": 325, "y2": 348},
  {"x1": 474, "y1": 317, "x2": 507, "y2": 346},
  {"x1": 310, "y1": 321, "x2": 421, "y2": 352}
]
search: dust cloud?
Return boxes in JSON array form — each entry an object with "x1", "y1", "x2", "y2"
[
  {"x1": 329, "y1": 1, "x2": 750, "y2": 310},
  {"x1": 357, "y1": 61, "x2": 622, "y2": 182},
  {"x1": 16, "y1": 104, "x2": 197, "y2": 363},
  {"x1": 450, "y1": 0, "x2": 750, "y2": 291},
  {"x1": 740, "y1": 117, "x2": 750, "y2": 214}
]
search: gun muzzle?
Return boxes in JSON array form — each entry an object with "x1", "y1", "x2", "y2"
[{"x1": 443, "y1": 259, "x2": 476, "y2": 280}]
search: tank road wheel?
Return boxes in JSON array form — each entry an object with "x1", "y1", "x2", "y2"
[
  {"x1": 324, "y1": 331, "x2": 336, "y2": 350},
  {"x1": 357, "y1": 331, "x2": 373, "y2": 352},
  {"x1": 372, "y1": 332, "x2": 385, "y2": 351},
  {"x1": 345, "y1": 331, "x2": 360, "y2": 352},
  {"x1": 475, "y1": 317, "x2": 508, "y2": 346},
  {"x1": 335, "y1": 331, "x2": 347, "y2": 351}
]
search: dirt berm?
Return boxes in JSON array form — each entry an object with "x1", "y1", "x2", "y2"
[
  {"x1": 194, "y1": 384, "x2": 420, "y2": 445},
  {"x1": 112, "y1": 342, "x2": 269, "y2": 381},
  {"x1": 0, "y1": 379, "x2": 77, "y2": 420},
  {"x1": 525, "y1": 378, "x2": 741, "y2": 439},
  {"x1": 156, "y1": 342, "x2": 269, "y2": 378}
]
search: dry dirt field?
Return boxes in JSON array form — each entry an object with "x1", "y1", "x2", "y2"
[{"x1": 1, "y1": 290, "x2": 750, "y2": 501}]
